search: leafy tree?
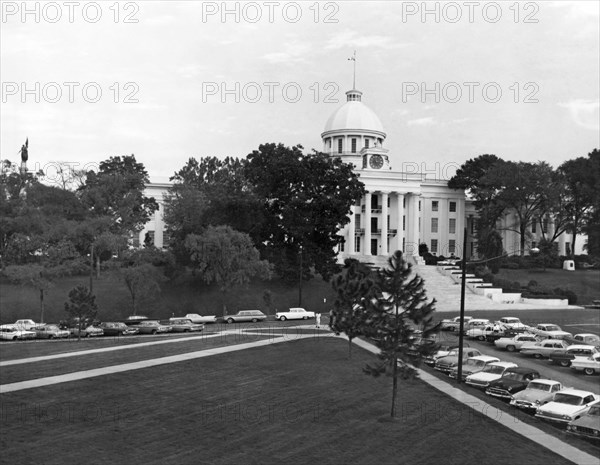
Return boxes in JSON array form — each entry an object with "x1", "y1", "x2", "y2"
[
  {"x1": 184, "y1": 225, "x2": 272, "y2": 314},
  {"x1": 448, "y1": 154, "x2": 502, "y2": 195},
  {"x1": 476, "y1": 227, "x2": 504, "y2": 272},
  {"x1": 244, "y1": 143, "x2": 365, "y2": 281},
  {"x1": 121, "y1": 263, "x2": 166, "y2": 316},
  {"x1": 330, "y1": 258, "x2": 378, "y2": 358},
  {"x1": 363, "y1": 251, "x2": 437, "y2": 418},
  {"x1": 64, "y1": 285, "x2": 98, "y2": 340},
  {"x1": 2, "y1": 264, "x2": 59, "y2": 322},
  {"x1": 78, "y1": 154, "x2": 158, "y2": 235}
]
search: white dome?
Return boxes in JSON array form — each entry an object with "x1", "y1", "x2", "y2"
[{"x1": 322, "y1": 90, "x2": 385, "y2": 136}]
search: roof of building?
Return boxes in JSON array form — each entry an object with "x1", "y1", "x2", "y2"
[{"x1": 322, "y1": 90, "x2": 385, "y2": 136}]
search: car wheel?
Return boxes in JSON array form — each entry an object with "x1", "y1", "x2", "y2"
[
  {"x1": 303, "y1": 316, "x2": 308, "y2": 320},
  {"x1": 86, "y1": 333, "x2": 91, "y2": 338},
  {"x1": 477, "y1": 335, "x2": 485, "y2": 341},
  {"x1": 12, "y1": 336, "x2": 17, "y2": 341},
  {"x1": 151, "y1": 330, "x2": 157, "y2": 335},
  {"x1": 559, "y1": 360, "x2": 570, "y2": 367},
  {"x1": 506, "y1": 345, "x2": 516, "y2": 352},
  {"x1": 584, "y1": 368, "x2": 595, "y2": 376},
  {"x1": 251, "y1": 318, "x2": 258, "y2": 323},
  {"x1": 227, "y1": 318, "x2": 234, "y2": 324},
  {"x1": 533, "y1": 353, "x2": 542, "y2": 359},
  {"x1": 280, "y1": 316, "x2": 287, "y2": 321},
  {"x1": 449, "y1": 327, "x2": 456, "y2": 332}
]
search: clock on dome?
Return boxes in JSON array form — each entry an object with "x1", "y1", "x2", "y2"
[{"x1": 369, "y1": 154, "x2": 384, "y2": 169}]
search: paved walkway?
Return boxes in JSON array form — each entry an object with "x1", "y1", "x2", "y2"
[{"x1": 1, "y1": 326, "x2": 597, "y2": 464}]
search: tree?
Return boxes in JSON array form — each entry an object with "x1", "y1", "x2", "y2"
[
  {"x1": 363, "y1": 251, "x2": 437, "y2": 418},
  {"x1": 244, "y1": 143, "x2": 364, "y2": 281},
  {"x1": 3, "y1": 264, "x2": 58, "y2": 322},
  {"x1": 121, "y1": 263, "x2": 166, "y2": 316},
  {"x1": 330, "y1": 258, "x2": 378, "y2": 358},
  {"x1": 185, "y1": 225, "x2": 273, "y2": 314},
  {"x1": 64, "y1": 285, "x2": 98, "y2": 341},
  {"x1": 78, "y1": 154, "x2": 158, "y2": 235},
  {"x1": 476, "y1": 226, "x2": 504, "y2": 272}
]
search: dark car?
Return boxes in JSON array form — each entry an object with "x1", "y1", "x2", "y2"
[
  {"x1": 549, "y1": 345, "x2": 599, "y2": 368},
  {"x1": 98, "y1": 322, "x2": 139, "y2": 336},
  {"x1": 485, "y1": 367, "x2": 541, "y2": 400}
]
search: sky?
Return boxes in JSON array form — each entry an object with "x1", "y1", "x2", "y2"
[{"x1": 1, "y1": 1, "x2": 599, "y2": 185}]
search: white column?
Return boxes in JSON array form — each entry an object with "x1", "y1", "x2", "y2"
[
  {"x1": 381, "y1": 192, "x2": 389, "y2": 256},
  {"x1": 396, "y1": 193, "x2": 404, "y2": 253},
  {"x1": 412, "y1": 194, "x2": 420, "y2": 256},
  {"x1": 364, "y1": 192, "x2": 372, "y2": 256},
  {"x1": 348, "y1": 206, "x2": 356, "y2": 255}
]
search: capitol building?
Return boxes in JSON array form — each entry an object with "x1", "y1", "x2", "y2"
[{"x1": 140, "y1": 87, "x2": 584, "y2": 264}]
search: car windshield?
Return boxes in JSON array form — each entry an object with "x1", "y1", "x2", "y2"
[
  {"x1": 544, "y1": 325, "x2": 561, "y2": 331},
  {"x1": 465, "y1": 359, "x2": 485, "y2": 367},
  {"x1": 502, "y1": 372, "x2": 526, "y2": 381},
  {"x1": 587, "y1": 406, "x2": 600, "y2": 416},
  {"x1": 553, "y1": 394, "x2": 584, "y2": 406},
  {"x1": 528, "y1": 382, "x2": 551, "y2": 392},
  {"x1": 45, "y1": 325, "x2": 59, "y2": 330},
  {"x1": 482, "y1": 365, "x2": 505, "y2": 374}
]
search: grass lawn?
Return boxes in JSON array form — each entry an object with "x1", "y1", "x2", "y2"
[
  {"x1": 495, "y1": 268, "x2": 600, "y2": 305},
  {"x1": 0, "y1": 336, "x2": 590, "y2": 465}
]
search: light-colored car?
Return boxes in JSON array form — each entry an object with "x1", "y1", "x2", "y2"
[
  {"x1": 465, "y1": 361, "x2": 519, "y2": 389},
  {"x1": 185, "y1": 313, "x2": 218, "y2": 324},
  {"x1": 0, "y1": 324, "x2": 37, "y2": 341},
  {"x1": 519, "y1": 339, "x2": 570, "y2": 358},
  {"x1": 533, "y1": 323, "x2": 573, "y2": 340},
  {"x1": 223, "y1": 310, "x2": 267, "y2": 324},
  {"x1": 35, "y1": 324, "x2": 70, "y2": 339},
  {"x1": 463, "y1": 319, "x2": 491, "y2": 335},
  {"x1": 571, "y1": 353, "x2": 600, "y2": 376},
  {"x1": 423, "y1": 342, "x2": 470, "y2": 366},
  {"x1": 136, "y1": 320, "x2": 172, "y2": 335},
  {"x1": 466, "y1": 323, "x2": 506, "y2": 341},
  {"x1": 439, "y1": 316, "x2": 473, "y2": 332},
  {"x1": 535, "y1": 389, "x2": 599, "y2": 424},
  {"x1": 275, "y1": 308, "x2": 315, "y2": 321},
  {"x1": 14, "y1": 319, "x2": 43, "y2": 330},
  {"x1": 549, "y1": 345, "x2": 599, "y2": 367},
  {"x1": 572, "y1": 333, "x2": 600, "y2": 346},
  {"x1": 494, "y1": 334, "x2": 539, "y2": 352},
  {"x1": 566, "y1": 403, "x2": 600, "y2": 440},
  {"x1": 71, "y1": 325, "x2": 104, "y2": 338},
  {"x1": 510, "y1": 379, "x2": 565, "y2": 411},
  {"x1": 168, "y1": 318, "x2": 205, "y2": 332},
  {"x1": 497, "y1": 317, "x2": 529, "y2": 331},
  {"x1": 448, "y1": 355, "x2": 500, "y2": 380},
  {"x1": 434, "y1": 348, "x2": 483, "y2": 373}
]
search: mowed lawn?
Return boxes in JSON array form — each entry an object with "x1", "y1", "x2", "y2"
[{"x1": 0, "y1": 336, "x2": 582, "y2": 465}]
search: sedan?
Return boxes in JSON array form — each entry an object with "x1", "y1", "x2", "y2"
[
  {"x1": 494, "y1": 334, "x2": 539, "y2": 352},
  {"x1": 71, "y1": 325, "x2": 104, "y2": 338},
  {"x1": 276, "y1": 308, "x2": 315, "y2": 321},
  {"x1": 571, "y1": 353, "x2": 600, "y2": 376},
  {"x1": 168, "y1": 318, "x2": 205, "y2": 332},
  {"x1": 535, "y1": 389, "x2": 599, "y2": 424},
  {"x1": 510, "y1": 379, "x2": 564, "y2": 411},
  {"x1": 185, "y1": 313, "x2": 218, "y2": 324},
  {"x1": 0, "y1": 325, "x2": 37, "y2": 341},
  {"x1": 567, "y1": 403, "x2": 600, "y2": 440},
  {"x1": 35, "y1": 324, "x2": 70, "y2": 339},
  {"x1": 519, "y1": 339, "x2": 570, "y2": 359},
  {"x1": 136, "y1": 320, "x2": 172, "y2": 335},
  {"x1": 465, "y1": 362, "x2": 518, "y2": 389},
  {"x1": 98, "y1": 322, "x2": 139, "y2": 336},
  {"x1": 222, "y1": 310, "x2": 267, "y2": 324}
]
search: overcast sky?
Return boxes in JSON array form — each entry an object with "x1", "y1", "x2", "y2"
[{"x1": 2, "y1": 1, "x2": 599, "y2": 184}]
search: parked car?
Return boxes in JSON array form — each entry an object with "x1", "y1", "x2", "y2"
[
  {"x1": 533, "y1": 323, "x2": 573, "y2": 340},
  {"x1": 448, "y1": 355, "x2": 500, "y2": 381},
  {"x1": 136, "y1": 320, "x2": 172, "y2": 335},
  {"x1": 439, "y1": 316, "x2": 473, "y2": 332},
  {"x1": 185, "y1": 313, "x2": 218, "y2": 324},
  {"x1": 0, "y1": 324, "x2": 37, "y2": 341},
  {"x1": 549, "y1": 345, "x2": 599, "y2": 367},
  {"x1": 275, "y1": 308, "x2": 315, "y2": 321},
  {"x1": 510, "y1": 379, "x2": 565, "y2": 411},
  {"x1": 222, "y1": 310, "x2": 267, "y2": 324},
  {"x1": 494, "y1": 334, "x2": 539, "y2": 352},
  {"x1": 535, "y1": 389, "x2": 599, "y2": 424},
  {"x1": 71, "y1": 325, "x2": 104, "y2": 338},
  {"x1": 434, "y1": 348, "x2": 483, "y2": 374},
  {"x1": 572, "y1": 333, "x2": 600, "y2": 346},
  {"x1": 466, "y1": 323, "x2": 505, "y2": 341},
  {"x1": 98, "y1": 322, "x2": 139, "y2": 336},
  {"x1": 35, "y1": 324, "x2": 70, "y2": 339},
  {"x1": 14, "y1": 319, "x2": 43, "y2": 330},
  {"x1": 463, "y1": 319, "x2": 491, "y2": 335},
  {"x1": 497, "y1": 317, "x2": 529, "y2": 331},
  {"x1": 519, "y1": 339, "x2": 570, "y2": 358},
  {"x1": 423, "y1": 342, "x2": 469, "y2": 366},
  {"x1": 168, "y1": 318, "x2": 205, "y2": 332},
  {"x1": 566, "y1": 403, "x2": 600, "y2": 440},
  {"x1": 485, "y1": 367, "x2": 541, "y2": 399},
  {"x1": 465, "y1": 361, "x2": 519, "y2": 389},
  {"x1": 124, "y1": 315, "x2": 149, "y2": 326},
  {"x1": 571, "y1": 353, "x2": 600, "y2": 376}
]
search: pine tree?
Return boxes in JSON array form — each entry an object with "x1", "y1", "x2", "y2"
[
  {"x1": 363, "y1": 251, "x2": 437, "y2": 418},
  {"x1": 64, "y1": 285, "x2": 98, "y2": 341}
]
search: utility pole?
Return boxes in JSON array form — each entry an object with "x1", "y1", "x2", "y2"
[
  {"x1": 89, "y1": 242, "x2": 94, "y2": 293},
  {"x1": 298, "y1": 245, "x2": 303, "y2": 306},
  {"x1": 457, "y1": 227, "x2": 468, "y2": 384}
]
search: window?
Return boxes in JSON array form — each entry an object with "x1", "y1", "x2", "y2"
[
  {"x1": 532, "y1": 241, "x2": 537, "y2": 249},
  {"x1": 351, "y1": 138, "x2": 357, "y2": 153},
  {"x1": 328, "y1": 139, "x2": 331, "y2": 149},
  {"x1": 431, "y1": 239, "x2": 438, "y2": 254},
  {"x1": 365, "y1": 139, "x2": 370, "y2": 149},
  {"x1": 449, "y1": 218, "x2": 456, "y2": 234},
  {"x1": 403, "y1": 197, "x2": 406, "y2": 208},
  {"x1": 387, "y1": 196, "x2": 390, "y2": 208},
  {"x1": 449, "y1": 201, "x2": 457, "y2": 212},
  {"x1": 132, "y1": 233, "x2": 140, "y2": 248},
  {"x1": 418, "y1": 201, "x2": 421, "y2": 212},
  {"x1": 355, "y1": 236, "x2": 361, "y2": 253},
  {"x1": 431, "y1": 218, "x2": 438, "y2": 233},
  {"x1": 432, "y1": 201, "x2": 438, "y2": 211},
  {"x1": 339, "y1": 239, "x2": 345, "y2": 252},
  {"x1": 338, "y1": 139, "x2": 343, "y2": 154},
  {"x1": 371, "y1": 195, "x2": 378, "y2": 209},
  {"x1": 371, "y1": 217, "x2": 378, "y2": 231},
  {"x1": 470, "y1": 220, "x2": 475, "y2": 235},
  {"x1": 532, "y1": 221, "x2": 537, "y2": 233},
  {"x1": 403, "y1": 215, "x2": 406, "y2": 231},
  {"x1": 145, "y1": 231, "x2": 155, "y2": 246},
  {"x1": 542, "y1": 218, "x2": 548, "y2": 233},
  {"x1": 355, "y1": 213, "x2": 361, "y2": 227},
  {"x1": 566, "y1": 242, "x2": 571, "y2": 256},
  {"x1": 449, "y1": 240, "x2": 456, "y2": 254}
]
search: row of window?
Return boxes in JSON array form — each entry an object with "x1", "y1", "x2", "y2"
[
  {"x1": 431, "y1": 218, "x2": 456, "y2": 234},
  {"x1": 366, "y1": 196, "x2": 458, "y2": 212},
  {"x1": 328, "y1": 137, "x2": 384, "y2": 154},
  {"x1": 431, "y1": 239, "x2": 456, "y2": 255},
  {"x1": 431, "y1": 200, "x2": 457, "y2": 212}
]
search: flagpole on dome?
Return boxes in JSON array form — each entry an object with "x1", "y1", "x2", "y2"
[{"x1": 348, "y1": 50, "x2": 357, "y2": 90}]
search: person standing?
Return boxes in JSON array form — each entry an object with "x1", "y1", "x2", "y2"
[{"x1": 315, "y1": 312, "x2": 321, "y2": 328}]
